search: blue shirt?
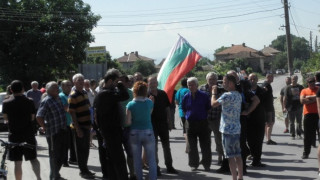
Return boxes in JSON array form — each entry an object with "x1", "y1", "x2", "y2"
[
  {"x1": 127, "y1": 98, "x2": 153, "y2": 130},
  {"x1": 37, "y1": 95, "x2": 67, "y2": 136},
  {"x1": 175, "y1": 87, "x2": 189, "y2": 118},
  {"x1": 217, "y1": 91, "x2": 242, "y2": 134},
  {"x1": 182, "y1": 90, "x2": 211, "y2": 122},
  {"x1": 59, "y1": 92, "x2": 72, "y2": 126}
]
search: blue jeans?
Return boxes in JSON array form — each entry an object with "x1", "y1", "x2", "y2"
[{"x1": 130, "y1": 129, "x2": 156, "y2": 180}]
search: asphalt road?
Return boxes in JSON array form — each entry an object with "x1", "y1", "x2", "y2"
[{"x1": 2, "y1": 72, "x2": 318, "y2": 180}]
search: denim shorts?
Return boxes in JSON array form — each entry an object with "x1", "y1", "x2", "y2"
[{"x1": 222, "y1": 133, "x2": 241, "y2": 158}]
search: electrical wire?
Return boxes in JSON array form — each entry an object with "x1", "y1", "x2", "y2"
[
  {"x1": 0, "y1": 14, "x2": 281, "y2": 34},
  {"x1": 289, "y1": 6, "x2": 300, "y2": 36},
  {"x1": 95, "y1": 14, "x2": 282, "y2": 34}
]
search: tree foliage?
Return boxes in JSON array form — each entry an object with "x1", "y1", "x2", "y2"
[
  {"x1": 301, "y1": 53, "x2": 320, "y2": 74},
  {"x1": 214, "y1": 46, "x2": 229, "y2": 54},
  {"x1": 270, "y1": 34, "x2": 310, "y2": 60},
  {"x1": 213, "y1": 58, "x2": 247, "y2": 75},
  {"x1": 128, "y1": 60, "x2": 156, "y2": 77},
  {"x1": 0, "y1": 0, "x2": 100, "y2": 88}
]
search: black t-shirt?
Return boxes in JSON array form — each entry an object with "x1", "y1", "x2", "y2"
[
  {"x1": 149, "y1": 89, "x2": 170, "y2": 124},
  {"x1": 284, "y1": 84, "x2": 304, "y2": 111},
  {"x1": 2, "y1": 95, "x2": 36, "y2": 141},
  {"x1": 280, "y1": 86, "x2": 286, "y2": 96},
  {"x1": 261, "y1": 81, "x2": 274, "y2": 112},
  {"x1": 249, "y1": 86, "x2": 266, "y2": 122}
]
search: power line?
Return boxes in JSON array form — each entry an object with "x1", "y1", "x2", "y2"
[
  {"x1": 0, "y1": 7, "x2": 282, "y2": 26},
  {"x1": 290, "y1": 5, "x2": 320, "y2": 15},
  {"x1": 289, "y1": 6, "x2": 300, "y2": 36},
  {"x1": 95, "y1": 14, "x2": 282, "y2": 34},
  {"x1": 0, "y1": 14, "x2": 282, "y2": 34},
  {"x1": 98, "y1": 8, "x2": 282, "y2": 27},
  {"x1": 0, "y1": 2, "x2": 280, "y2": 19}
]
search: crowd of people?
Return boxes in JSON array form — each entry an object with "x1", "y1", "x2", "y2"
[{"x1": 2, "y1": 68, "x2": 320, "y2": 180}]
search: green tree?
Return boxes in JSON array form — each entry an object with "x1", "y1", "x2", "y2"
[
  {"x1": 270, "y1": 34, "x2": 310, "y2": 60},
  {"x1": 0, "y1": 0, "x2": 100, "y2": 88},
  {"x1": 293, "y1": 59, "x2": 304, "y2": 70},
  {"x1": 272, "y1": 52, "x2": 287, "y2": 70},
  {"x1": 301, "y1": 53, "x2": 320, "y2": 74},
  {"x1": 129, "y1": 60, "x2": 156, "y2": 77}
]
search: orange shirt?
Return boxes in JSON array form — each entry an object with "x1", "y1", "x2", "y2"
[{"x1": 300, "y1": 87, "x2": 318, "y2": 115}]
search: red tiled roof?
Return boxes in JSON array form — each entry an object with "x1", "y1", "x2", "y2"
[
  {"x1": 215, "y1": 44, "x2": 258, "y2": 55},
  {"x1": 117, "y1": 52, "x2": 154, "y2": 63}
]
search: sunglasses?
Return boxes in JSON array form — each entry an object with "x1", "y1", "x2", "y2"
[{"x1": 308, "y1": 80, "x2": 315, "y2": 83}]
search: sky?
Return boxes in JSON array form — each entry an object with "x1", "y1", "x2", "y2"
[{"x1": 82, "y1": 0, "x2": 320, "y2": 64}]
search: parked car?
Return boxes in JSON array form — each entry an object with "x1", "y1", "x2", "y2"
[
  {"x1": 0, "y1": 92, "x2": 8, "y2": 131},
  {"x1": 281, "y1": 69, "x2": 286, "y2": 74},
  {"x1": 294, "y1": 69, "x2": 300, "y2": 73},
  {"x1": 276, "y1": 69, "x2": 283, "y2": 74}
]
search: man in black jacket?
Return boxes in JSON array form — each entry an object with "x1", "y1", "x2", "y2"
[{"x1": 94, "y1": 68, "x2": 129, "y2": 180}]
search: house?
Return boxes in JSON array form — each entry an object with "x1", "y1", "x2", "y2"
[
  {"x1": 117, "y1": 51, "x2": 155, "y2": 70},
  {"x1": 214, "y1": 43, "x2": 280, "y2": 73},
  {"x1": 155, "y1": 58, "x2": 165, "y2": 72},
  {"x1": 261, "y1": 46, "x2": 281, "y2": 73}
]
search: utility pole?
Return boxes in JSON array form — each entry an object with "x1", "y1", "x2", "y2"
[
  {"x1": 283, "y1": 0, "x2": 293, "y2": 75},
  {"x1": 310, "y1": 31, "x2": 313, "y2": 54},
  {"x1": 315, "y1": 36, "x2": 318, "y2": 53}
]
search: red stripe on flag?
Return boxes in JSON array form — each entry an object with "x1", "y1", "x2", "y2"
[{"x1": 163, "y1": 51, "x2": 201, "y2": 103}]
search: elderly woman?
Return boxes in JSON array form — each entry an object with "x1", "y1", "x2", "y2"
[{"x1": 126, "y1": 81, "x2": 156, "y2": 180}]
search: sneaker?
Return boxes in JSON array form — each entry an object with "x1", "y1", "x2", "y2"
[
  {"x1": 167, "y1": 166, "x2": 178, "y2": 174},
  {"x1": 266, "y1": 140, "x2": 277, "y2": 145},
  {"x1": 69, "y1": 160, "x2": 78, "y2": 165},
  {"x1": 283, "y1": 129, "x2": 289, "y2": 133},
  {"x1": 86, "y1": 171, "x2": 95, "y2": 176},
  {"x1": 291, "y1": 136, "x2": 295, "y2": 140},
  {"x1": 250, "y1": 162, "x2": 266, "y2": 167},
  {"x1": 298, "y1": 135, "x2": 303, "y2": 139},
  {"x1": 191, "y1": 167, "x2": 198, "y2": 171},
  {"x1": 79, "y1": 172, "x2": 95, "y2": 179},
  {"x1": 301, "y1": 154, "x2": 309, "y2": 159},
  {"x1": 216, "y1": 167, "x2": 230, "y2": 173}
]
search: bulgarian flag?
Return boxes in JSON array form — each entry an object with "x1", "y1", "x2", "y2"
[{"x1": 157, "y1": 35, "x2": 202, "y2": 103}]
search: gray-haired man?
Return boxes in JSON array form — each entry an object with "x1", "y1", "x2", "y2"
[{"x1": 37, "y1": 81, "x2": 67, "y2": 180}]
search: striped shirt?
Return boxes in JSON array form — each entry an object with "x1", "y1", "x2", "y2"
[
  {"x1": 68, "y1": 90, "x2": 91, "y2": 128},
  {"x1": 37, "y1": 95, "x2": 67, "y2": 136}
]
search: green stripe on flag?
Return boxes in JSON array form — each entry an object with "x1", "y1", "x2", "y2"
[{"x1": 158, "y1": 43, "x2": 193, "y2": 89}]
